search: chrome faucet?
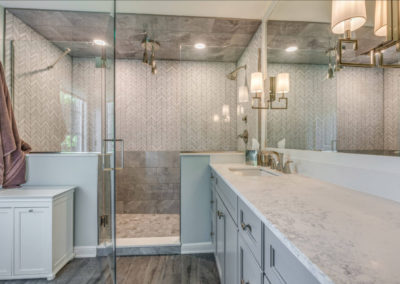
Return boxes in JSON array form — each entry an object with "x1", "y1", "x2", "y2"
[{"x1": 261, "y1": 151, "x2": 293, "y2": 173}]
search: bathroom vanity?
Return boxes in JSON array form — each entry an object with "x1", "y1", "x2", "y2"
[
  {"x1": 0, "y1": 186, "x2": 75, "y2": 281},
  {"x1": 181, "y1": 153, "x2": 400, "y2": 284},
  {"x1": 209, "y1": 163, "x2": 400, "y2": 283}
]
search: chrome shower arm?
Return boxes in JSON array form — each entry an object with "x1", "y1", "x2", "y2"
[{"x1": 47, "y1": 48, "x2": 71, "y2": 70}]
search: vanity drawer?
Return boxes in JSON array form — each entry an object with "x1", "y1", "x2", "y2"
[
  {"x1": 215, "y1": 174, "x2": 237, "y2": 224},
  {"x1": 239, "y1": 235, "x2": 263, "y2": 284},
  {"x1": 238, "y1": 198, "x2": 262, "y2": 267},
  {"x1": 264, "y1": 225, "x2": 319, "y2": 284}
]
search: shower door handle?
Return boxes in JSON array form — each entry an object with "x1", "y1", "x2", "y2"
[{"x1": 102, "y1": 139, "x2": 124, "y2": 171}]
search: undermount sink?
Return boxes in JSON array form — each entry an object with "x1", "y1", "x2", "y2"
[{"x1": 229, "y1": 168, "x2": 280, "y2": 176}]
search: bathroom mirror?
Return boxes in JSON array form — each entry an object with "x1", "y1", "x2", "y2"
[{"x1": 266, "y1": 1, "x2": 400, "y2": 156}]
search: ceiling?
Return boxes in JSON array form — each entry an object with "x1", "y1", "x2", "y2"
[
  {"x1": 1, "y1": 1, "x2": 273, "y2": 19},
  {"x1": 8, "y1": 9, "x2": 261, "y2": 62}
]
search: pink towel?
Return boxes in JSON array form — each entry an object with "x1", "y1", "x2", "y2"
[{"x1": 0, "y1": 61, "x2": 31, "y2": 188}]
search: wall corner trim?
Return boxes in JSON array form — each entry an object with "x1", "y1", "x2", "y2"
[
  {"x1": 181, "y1": 242, "x2": 213, "y2": 254},
  {"x1": 74, "y1": 246, "x2": 97, "y2": 258}
]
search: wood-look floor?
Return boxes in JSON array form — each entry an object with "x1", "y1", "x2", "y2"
[{"x1": 0, "y1": 254, "x2": 220, "y2": 284}]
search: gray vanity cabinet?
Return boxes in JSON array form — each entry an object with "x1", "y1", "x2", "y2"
[
  {"x1": 215, "y1": 193, "x2": 239, "y2": 284},
  {"x1": 215, "y1": 194, "x2": 226, "y2": 282},
  {"x1": 213, "y1": 172, "x2": 239, "y2": 284},
  {"x1": 239, "y1": 235, "x2": 263, "y2": 284},
  {"x1": 264, "y1": 225, "x2": 320, "y2": 284},
  {"x1": 225, "y1": 206, "x2": 238, "y2": 284}
]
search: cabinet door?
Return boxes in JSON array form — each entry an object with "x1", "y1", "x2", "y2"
[
  {"x1": 0, "y1": 208, "x2": 13, "y2": 276},
  {"x1": 210, "y1": 178, "x2": 217, "y2": 254},
  {"x1": 239, "y1": 235, "x2": 263, "y2": 284},
  {"x1": 14, "y1": 207, "x2": 50, "y2": 275},
  {"x1": 216, "y1": 195, "x2": 225, "y2": 283},
  {"x1": 225, "y1": 210, "x2": 238, "y2": 284}
]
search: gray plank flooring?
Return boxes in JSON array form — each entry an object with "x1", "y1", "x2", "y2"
[{"x1": 0, "y1": 254, "x2": 220, "y2": 284}]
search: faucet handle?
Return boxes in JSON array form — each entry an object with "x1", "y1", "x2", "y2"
[{"x1": 283, "y1": 160, "x2": 293, "y2": 174}]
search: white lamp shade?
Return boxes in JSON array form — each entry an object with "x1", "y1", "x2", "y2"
[
  {"x1": 250, "y1": 72, "x2": 263, "y2": 93},
  {"x1": 238, "y1": 86, "x2": 249, "y2": 103},
  {"x1": 276, "y1": 73, "x2": 290, "y2": 94},
  {"x1": 374, "y1": 0, "x2": 388, "y2": 37},
  {"x1": 331, "y1": 0, "x2": 367, "y2": 34}
]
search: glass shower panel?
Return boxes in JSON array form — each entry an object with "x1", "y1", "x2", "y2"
[{"x1": 4, "y1": 2, "x2": 117, "y2": 282}]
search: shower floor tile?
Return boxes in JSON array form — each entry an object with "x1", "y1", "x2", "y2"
[{"x1": 116, "y1": 213, "x2": 180, "y2": 239}]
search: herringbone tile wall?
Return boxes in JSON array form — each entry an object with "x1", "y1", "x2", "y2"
[
  {"x1": 337, "y1": 68, "x2": 384, "y2": 151},
  {"x1": 236, "y1": 26, "x2": 262, "y2": 151},
  {"x1": 5, "y1": 11, "x2": 72, "y2": 152},
  {"x1": 383, "y1": 69, "x2": 400, "y2": 151},
  {"x1": 115, "y1": 59, "x2": 237, "y2": 151},
  {"x1": 266, "y1": 64, "x2": 337, "y2": 151}
]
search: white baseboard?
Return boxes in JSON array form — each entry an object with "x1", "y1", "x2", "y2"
[
  {"x1": 74, "y1": 246, "x2": 97, "y2": 258},
  {"x1": 181, "y1": 242, "x2": 213, "y2": 254}
]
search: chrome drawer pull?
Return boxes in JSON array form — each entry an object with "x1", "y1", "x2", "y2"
[
  {"x1": 270, "y1": 245, "x2": 276, "y2": 267},
  {"x1": 241, "y1": 222, "x2": 252, "y2": 233},
  {"x1": 217, "y1": 210, "x2": 225, "y2": 219}
]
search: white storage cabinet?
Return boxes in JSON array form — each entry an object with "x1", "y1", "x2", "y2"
[{"x1": 0, "y1": 186, "x2": 75, "y2": 281}]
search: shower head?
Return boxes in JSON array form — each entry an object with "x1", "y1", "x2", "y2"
[
  {"x1": 226, "y1": 65, "x2": 246, "y2": 80},
  {"x1": 226, "y1": 72, "x2": 238, "y2": 80}
]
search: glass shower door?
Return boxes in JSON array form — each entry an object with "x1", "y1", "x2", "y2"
[{"x1": 99, "y1": 1, "x2": 117, "y2": 283}]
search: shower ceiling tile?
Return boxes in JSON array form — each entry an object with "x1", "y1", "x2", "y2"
[{"x1": 7, "y1": 8, "x2": 261, "y2": 62}]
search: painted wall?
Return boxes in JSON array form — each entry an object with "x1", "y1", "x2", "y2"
[
  {"x1": 266, "y1": 147, "x2": 400, "y2": 203},
  {"x1": 25, "y1": 154, "x2": 100, "y2": 249}
]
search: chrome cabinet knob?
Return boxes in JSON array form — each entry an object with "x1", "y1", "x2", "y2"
[{"x1": 241, "y1": 222, "x2": 252, "y2": 233}]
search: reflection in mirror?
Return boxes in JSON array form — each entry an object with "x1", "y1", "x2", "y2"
[{"x1": 266, "y1": 1, "x2": 400, "y2": 156}]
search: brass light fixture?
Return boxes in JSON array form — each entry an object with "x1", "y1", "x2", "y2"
[
  {"x1": 333, "y1": 0, "x2": 400, "y2": 69},
  {"x1": 251, "y1": 48, "x2": 289, "y2": 110}
]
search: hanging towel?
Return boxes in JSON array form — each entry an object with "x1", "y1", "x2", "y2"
[{"x1": 0, "y1": 61, "x2": 31, "y2": 188}]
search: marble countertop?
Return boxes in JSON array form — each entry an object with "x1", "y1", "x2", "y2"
[
  {"x1": 0, "y1": 186, "x2": 75, "y2": 199},
  {"x1": 210, "y1": 163, "x2": 400, "y2": 284}
]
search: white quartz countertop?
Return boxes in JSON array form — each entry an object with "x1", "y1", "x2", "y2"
[
  {"x1": 0, "y1": 186, "x2": 75, "y2": 199},
  {"x1": 210, "y1": 163, "x2": 400, "y2": 284}
]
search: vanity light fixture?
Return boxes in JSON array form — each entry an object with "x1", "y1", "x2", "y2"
[
  {"x1": 195, "y1": 43, "x2": 206, "y2": 49},
  {"x1": 374, "y1": 0, "x2": 388, "y2": 37},
  {"x1": 285, "y1": 46, "x2": 298, "y2": 52},
  {"x1": 331, "y1": 0, "x2": 367, "y2": 38},
  {"x1": 93, "y1": 39, "x2": 106, "y2": 46},
  {"x1": 332, "y1": 0, "x2": 400, "y2": 69},
  {"x1": 331, "y1": 0, "x2": 377, "y2": 68},
  {"x1": 238, "y1": 86, "x2": 249, "y2": 103},
  {"x1": 250, "y1": 48, "x2": 289, "y2": 110}
]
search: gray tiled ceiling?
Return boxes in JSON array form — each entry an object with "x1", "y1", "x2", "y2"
[{"x1": 7, "y1": 8, "x2": 261, "y2": 62}]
